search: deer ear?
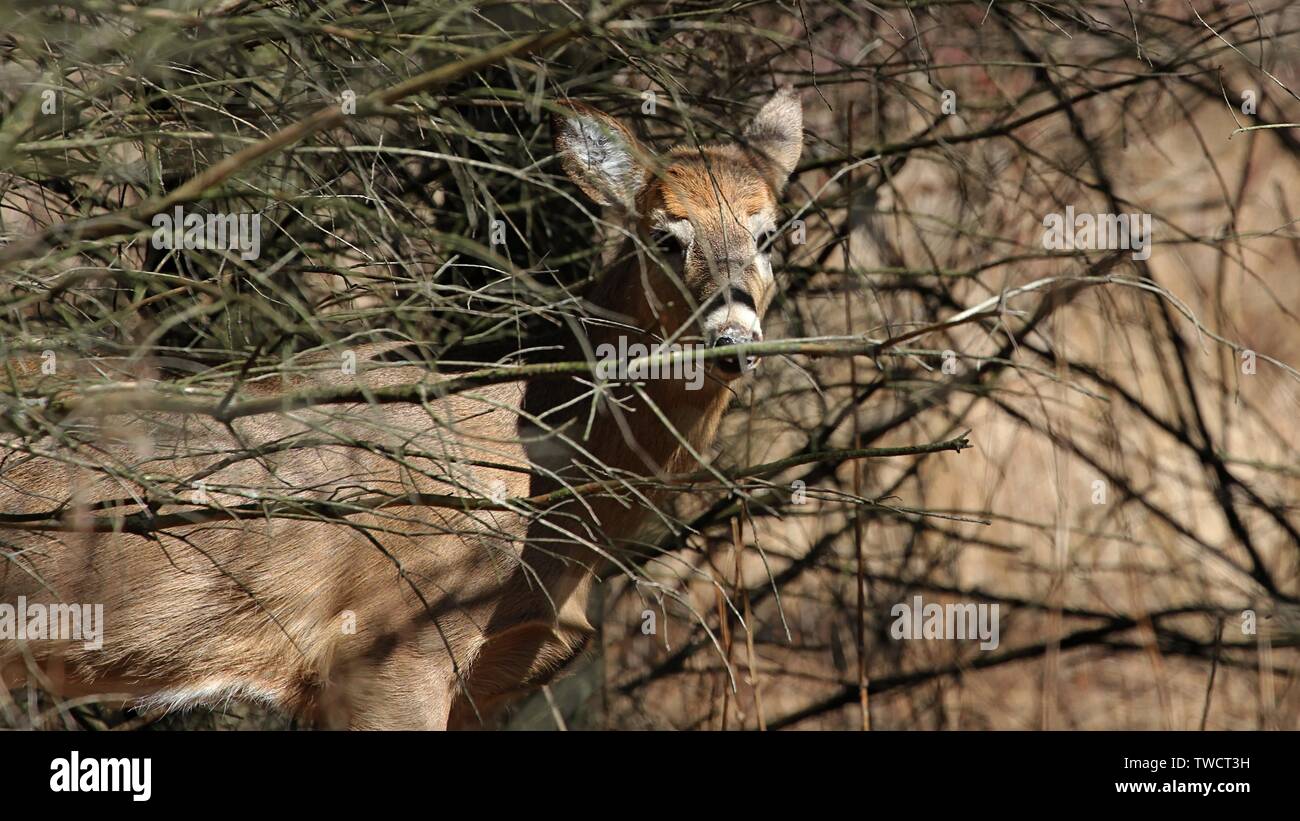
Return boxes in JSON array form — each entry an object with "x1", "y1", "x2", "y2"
[
  {"x1": 743, "y1": 86, "x2": 803, "y2": 193},
  {"x1": 553, "y1": 101, "x2": 651, "y2": 211}
]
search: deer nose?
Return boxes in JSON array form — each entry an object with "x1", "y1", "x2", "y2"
[{"x1": 712, "y1": 325, "x2": 763, "y2": 374}]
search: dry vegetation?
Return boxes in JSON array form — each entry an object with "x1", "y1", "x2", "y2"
[{"x1": 1, "y1": 0, "x2": 1298, "y2": 729}]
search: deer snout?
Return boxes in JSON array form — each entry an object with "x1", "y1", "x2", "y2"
[{"x1": 709, "y1": 323, "x2": 763, "y2": 376}]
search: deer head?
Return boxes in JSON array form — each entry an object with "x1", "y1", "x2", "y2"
[{"x1": 553, "y1": 88, "x2": 803, "y2": 378}]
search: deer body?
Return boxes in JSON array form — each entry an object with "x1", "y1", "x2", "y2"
[{"x1": 0, "y1": 89, "x2": 802, "y2": 728}]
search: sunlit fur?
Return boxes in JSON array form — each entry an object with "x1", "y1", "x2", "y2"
[{"x1": 0, "y1": 91, "x2": 802, "y2": 729}]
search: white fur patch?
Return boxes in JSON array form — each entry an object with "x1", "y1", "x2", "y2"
[
  {"x1": 704, "y1": 302, "x2": 761, "y2": 341},
  {"x1": 755, "y1": 249, "x2": 774, "y2": 286},
  {"x1": 134, "y1": 679, "x2": 284, "y2": 715},
  {"x1": 569, "y1": 117, "x2": 635, "y2": 195},
  {"x1": 748, "y1": 213, "x2": 777, "y2": 286}
]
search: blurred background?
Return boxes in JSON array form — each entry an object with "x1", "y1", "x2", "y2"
[{"x1": 1, "y1": 0, "x2": 1298, "y2": 730}]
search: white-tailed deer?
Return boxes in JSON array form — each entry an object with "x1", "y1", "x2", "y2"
[{"x1": 0, "y1": 88, "x2": 803, "y2": 729}]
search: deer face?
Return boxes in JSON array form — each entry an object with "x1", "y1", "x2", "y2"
[{"x1": 554, "y1": 89, "x2": 803, "y2": 378}]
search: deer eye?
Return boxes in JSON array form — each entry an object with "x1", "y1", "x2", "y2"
[
  {"x1": 648, "y1": 227, "x2": 686, "y2": 252},
  {"x1": 649, "y1": 228, "x2": 674, "y2": 247},
  {"x1": 756, "y1": 226, "x2": 780, "y2": 250}
]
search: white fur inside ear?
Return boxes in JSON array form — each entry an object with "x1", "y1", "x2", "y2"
[
  {"x1": 559, "y1": 114, "x2": 642, "y2": 207},
  {"x1": 571, "y1": 118, "x2": 633, "y2": 186},
  {"x1": 743, "y1": 87, "x2": 803, "y2": 185}
]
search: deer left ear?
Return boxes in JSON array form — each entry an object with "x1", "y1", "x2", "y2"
[
  {"x1": 743, "y1": 86, "x2": 803, "y2": 194},
  {"x1": 553, "y1": 101, "x2": 652, "y2": 212}
]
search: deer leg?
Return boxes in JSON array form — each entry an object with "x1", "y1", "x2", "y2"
[
  {"x1": 446, "y1": 619, "x2": 593, "y2": 729},
  {"x1": 313, "y1": 643, "x2": 455, "y2": 730}
]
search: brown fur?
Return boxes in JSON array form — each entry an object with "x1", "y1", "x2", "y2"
[{"x1": 0, "y1": 90, "x2": 802, "y2": 728}]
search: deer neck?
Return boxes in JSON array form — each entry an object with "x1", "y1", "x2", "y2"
[
  {"x1": 574, "y1": 244, "x2": 729, "y2": 476},
  {"x1": 521, "y1": 244, "x2": 732, "y2": 523},
  {"x1": 509, "y1": 243, "x2": 734, "y2": 637}
]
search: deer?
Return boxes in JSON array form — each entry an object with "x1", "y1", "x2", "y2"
[{"x1": 0, "y1": 87, "x2": 803, "y2": 729}]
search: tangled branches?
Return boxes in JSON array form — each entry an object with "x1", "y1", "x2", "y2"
[{"x1": 1, "y1": 0, "x2": 1298, "y2": 730}]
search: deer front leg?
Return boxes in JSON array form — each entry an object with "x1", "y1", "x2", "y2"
[
  {"x1": 315, "y1": 642, "x2": 457, "y2": 730},
  {"x1": 446, "y1": 619, "x2": 594, "y2": 729}
]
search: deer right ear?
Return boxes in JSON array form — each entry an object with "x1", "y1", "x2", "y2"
[{"x1": 552, "y1": 101, "x2": 651, "y2": 211}]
